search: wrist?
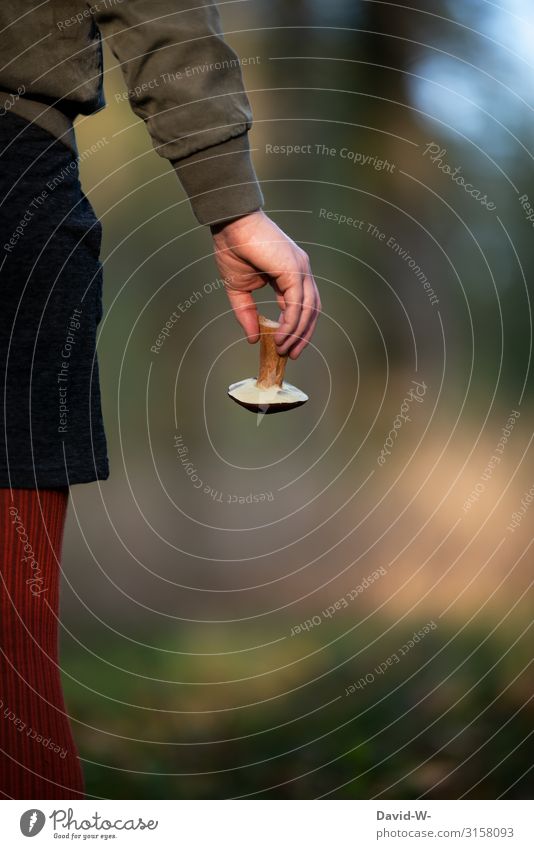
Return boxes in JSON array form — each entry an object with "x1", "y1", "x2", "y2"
[{"x1": 210, "y1": 208, "x2": 264, "y2": 237}]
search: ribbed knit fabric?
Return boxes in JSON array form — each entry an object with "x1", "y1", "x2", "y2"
[{"x1": 0, "y1": 487, "x2": 85, "y2": 799}]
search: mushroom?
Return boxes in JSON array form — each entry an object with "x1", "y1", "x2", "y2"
[{"x1": 228, "y1": 315, "x2": 308, "y2": 414}]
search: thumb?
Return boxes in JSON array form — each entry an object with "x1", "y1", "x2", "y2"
[{"x1": 225, "y1": 287, "x2": 260, "y2": 343}]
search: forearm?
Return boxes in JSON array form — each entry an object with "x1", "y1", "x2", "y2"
[{"x1": 93, "y1": 0, "x2": 263, "y2": 223}]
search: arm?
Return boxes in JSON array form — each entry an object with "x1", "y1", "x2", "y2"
[
  {"x1": 93, "y1": 0, "x2": 320, "y2": 356},
  {"x1": 92, "y1": 0, "x2": 263, "y2": 225}
]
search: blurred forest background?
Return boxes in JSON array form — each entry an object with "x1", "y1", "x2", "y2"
[{"x1": 61, "y1": 0, "x2": 533, "y2": 799}]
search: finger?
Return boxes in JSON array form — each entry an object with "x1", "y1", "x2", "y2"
[
  {"x1": 289, "y1": 288, "x2": 321, "y2": 359},
  {"x1": 288, "y1": 311, "x2": 318, "y2": 358},
  {"x1": 225, "y1": 288, "x2": 260, "y2": 343},
  {"x1": 287, "y1": 278, "x2": 321, "y2": 358},
  {"x1": 277, "y1": 274, "x2": 316, "y2": 355},
  {"x1": 262, "y1": 276, "x2": 286, "y2": 316},
  {"x1": 272, "y1": 267, "x2": 304, "y2": 348},
  {"x1": 274, "y1": 290, "x2": 286, "y2": 313}
]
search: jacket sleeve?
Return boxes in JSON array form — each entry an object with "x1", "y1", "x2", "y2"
[{"x1": 92, "y1": 0, "x2": 264, "y2": 225}]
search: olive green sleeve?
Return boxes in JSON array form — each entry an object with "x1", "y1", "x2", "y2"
[{"x1": 92, "y1": 0, "x2": 264, "y2": 224}]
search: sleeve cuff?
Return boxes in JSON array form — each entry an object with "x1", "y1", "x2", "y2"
[{"x1": 171, "y1": 132, "x2": 264, "y2": 226}]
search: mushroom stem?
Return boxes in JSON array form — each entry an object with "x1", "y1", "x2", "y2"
[{"x1": 255, "y1": 315, "x2": 287, "y2": 389}]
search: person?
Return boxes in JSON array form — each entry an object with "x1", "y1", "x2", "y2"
[{"x1": 0, "y1": 1, "x2": 320, "y2": 798}]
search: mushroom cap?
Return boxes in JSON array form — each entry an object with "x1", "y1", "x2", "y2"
[{"x1": 228, "y1": 377, "x2": 308, "y2": 414}]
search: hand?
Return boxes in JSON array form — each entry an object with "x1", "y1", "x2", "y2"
[{"x1": 210, "y1": 210, "x2": 321, "y2": 359}]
